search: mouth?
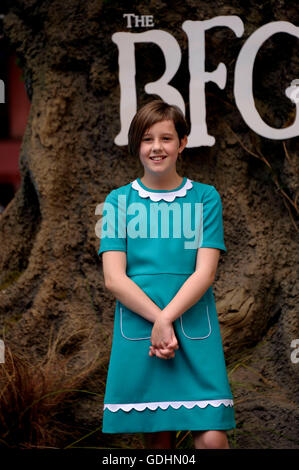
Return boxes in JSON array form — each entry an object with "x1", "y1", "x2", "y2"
[{"x1": 149, "y1": 155, "x2": 167, "y2": 161}]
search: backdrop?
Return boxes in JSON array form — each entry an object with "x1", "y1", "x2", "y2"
[{"x1": 0, "y1": 0, "x2": 298, "y2": 450}]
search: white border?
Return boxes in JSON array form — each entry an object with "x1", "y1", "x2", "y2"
[
  {"x1": 104, "y1": 399, "x2": 234, "y2": 412},
  {"x1": 131, "y1": 178, "x2": 193, "y2": 202}
]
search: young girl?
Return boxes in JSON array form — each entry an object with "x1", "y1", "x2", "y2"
[{"x1": 98, "y1": 100, "x2": 236, "y2": 449}]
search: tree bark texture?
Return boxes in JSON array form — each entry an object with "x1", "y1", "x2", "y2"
[{"x1": 0, "y1": 0, "x2": 298, "y2": 449}]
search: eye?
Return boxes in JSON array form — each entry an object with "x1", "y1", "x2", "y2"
[{"x1": 142, "y1": 137, "x2": 152, "y2": 141}]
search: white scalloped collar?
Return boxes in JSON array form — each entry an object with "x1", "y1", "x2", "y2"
[{"x1": 131, "y1": 177, "x2": 193, "y2": 202}]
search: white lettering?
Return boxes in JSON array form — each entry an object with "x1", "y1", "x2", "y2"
[
  {"x1": 102, "y1": 454, "x2": 136, "y2": 467},
  {"x1": 113, "y1": 18, "x2": 299, "y2": 148},
  {"x1": 127, "y1": 202, "x2": 147, "y2": 238},
  {"x1": 0, "y1": 339, "x2": 4, "y2": 363},
  {"x1": 95, "y1": 197, "x2": 203, "y2": 250},
  {"x1": 183, "y1": 16, "x2": 244, "y2": 147},
  {"x1": 0, "y1": 79, "x2": 5, "y2": 103},
  {"x1": 149, "y1": 202, "x2": 181, "y2": 238},
  {"x1": 123, "y1": 14, "x2": 155, "y2": 29},
  {"x1": 112, "y1": 30, "x2": 184, "y2": 146},
  {"x1": 183, "y1": 202, "x2": 203, "y2": 249},
  {"x1": 123, "y1": 13, "x2": 135, "y2": 28},
  {"x1": 146, "y1": 15, "x2": 155, "y2": 27},
  {"x1": 234, "y1": 21, "x2": 299, "y2": 140},
  {"x1": 134, "y1": 15, "x2": 145, "y2": 27},
  {"x1": 291, "y1": 339, "x2": 299, "y2": 364},
  {"x1": 94, "y1": 202, "x2": 105, "y2": 238}
]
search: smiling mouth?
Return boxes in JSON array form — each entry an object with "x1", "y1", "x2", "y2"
[{"x1": 149, "y1": 156, "x2": 167, "y2": 161}]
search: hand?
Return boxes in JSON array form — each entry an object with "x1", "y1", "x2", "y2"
[
  {"x1": 149, "y1": 316, "x2": 179, "y2": 360},
  {"x1": 149, "y1": 344, "x2": 177, "y2": 359}
]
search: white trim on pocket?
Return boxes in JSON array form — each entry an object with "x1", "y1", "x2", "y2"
[
  {"x1": 180, "y1": 303, "x2": 212, "y2": 340},
  {"x1": 120, "y1": 306, "x2": 152, "y2": 341}
]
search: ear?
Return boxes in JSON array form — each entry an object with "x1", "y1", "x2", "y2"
[{"x1": 179, "y1": 135, "x2": 188, "y2": 153}]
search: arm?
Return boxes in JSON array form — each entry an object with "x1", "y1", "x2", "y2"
[
  {"x1": 99, "y1": 190, "x2": 162, "y2": 324},
  {"x1": 161, "y1": 247, "x2": 220, "y2": 323},
  {"x1": 103, "y1": 250, "x2": 179, "y2": 359},
  {"x1": 153, "y1": 185, "x2": 226, "y2": 326},
  {"x1": 98, "y1": 189, "x2": 178, "y2": 359},
  {"x1": 150, "y1": 248, "x2": 220, "y2": 350},
  {"x1": 102, "y1": 250, "x2": 161, "y2": 323}
]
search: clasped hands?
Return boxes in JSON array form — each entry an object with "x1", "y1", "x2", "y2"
[{"x1": 149, "y1": 315, "x2": 179, "y2": 360}]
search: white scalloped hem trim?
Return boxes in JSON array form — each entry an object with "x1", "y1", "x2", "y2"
[
  {"x1": 131, "y1": 178, "x2": 193, "y2": 202},
  {"x1": 103, "y1": 399, "x2": 234, "y2": 412}
]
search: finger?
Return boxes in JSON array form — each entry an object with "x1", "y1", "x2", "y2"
[
  {"x1": 154, "y1": 347, "x2": 173, "y2": 359},
  {"x1": 159, "y1": 347, "x2": 174, "y2": 355},
  {"x1": 156, "y1": 348, "x2": 175, "y2": 359},
  {"x1": 158, "y1": 341, "x2": 176, "y2": 351},
  {"x1": 169, "y1": 338, "x2": 179, "y2": 349},
  {"x1": 155, "y1": 351, "x2": 171, "y2": 360},
  {"x1": 163, "y1": 349, "x2": 175, "y2": 358},
  {"x1": 149, "y1": 346, "x2": 160, "y2": 357},
  {"x1": 150, "y1": 345, "x2": 175, "y2": 359}
]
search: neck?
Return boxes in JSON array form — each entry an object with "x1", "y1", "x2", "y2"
[{"x1": 140, "y1": 172, "x2": 183, "y2": 191}]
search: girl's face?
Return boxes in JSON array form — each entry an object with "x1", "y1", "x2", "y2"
[{"x1": 139, "y1": 120, "x2": 187, "y2": 177}]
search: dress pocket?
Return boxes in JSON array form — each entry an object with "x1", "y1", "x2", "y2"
[
  {"x1": 180, "y1": 301, "x2": 212, "y2": 340},
  {"x1": 119, "y1": 304, "x2": 152, "y2": 341}
]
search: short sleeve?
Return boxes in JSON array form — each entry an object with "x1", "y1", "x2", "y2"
[
  {"x1": 97, "y1": 189, "x2": 127, "y2": 256},
  {"x1": 199, "y1": 186, "x2": 227, "y2": 254}
]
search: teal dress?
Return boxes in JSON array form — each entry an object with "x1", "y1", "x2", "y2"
[{"x1": 98, "y1": 176, "x2": 236, "y2": 433}]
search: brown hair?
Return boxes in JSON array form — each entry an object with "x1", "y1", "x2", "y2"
[{"x1": 128, "y1": 100, "x2": 189, "y2": 159}]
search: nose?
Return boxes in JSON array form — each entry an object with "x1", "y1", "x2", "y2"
[{"x1": 152, "y1": 138, "x2": 162, "y2": 153}]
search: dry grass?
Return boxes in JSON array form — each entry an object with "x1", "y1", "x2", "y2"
[{"x1": 0, "y1": 322, "x2": 111, "y2": 449}]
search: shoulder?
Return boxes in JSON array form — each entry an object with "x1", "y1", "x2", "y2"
[
  {"x1": 103, "y1": 181, "x2": 133, "y2": 201},
  {"x1": 190, "y1": 180, "x2": 221, "y2": 200}
]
